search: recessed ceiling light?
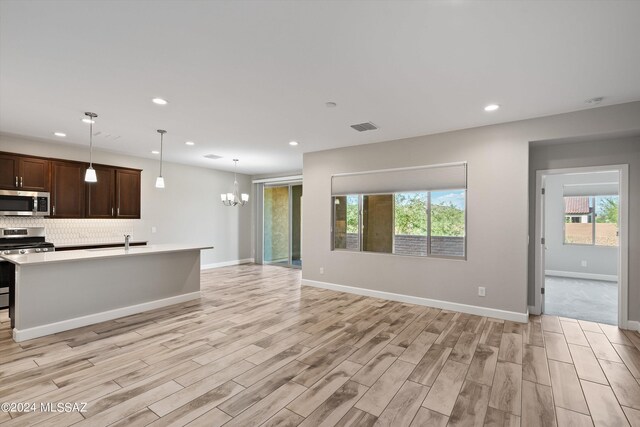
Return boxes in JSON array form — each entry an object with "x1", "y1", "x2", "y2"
[
  {"x1": 151, "y1": 150, "x2": 160, "y2": 154},
  {"x1": 53, "y1": 132, "x2": 66, "y2": 137},
  {"x1": 289, "y1": 141, "x2": 299, "y2": 146},
  {"x1": 81, "y1": 118, "x2": 95, "y2": 124},
  {"x1": 185, "y1": 141, "x2": 195, "y2": 146},
  {"x1": 325, "y1": 102, "x2": 337, "y2": 108},
  {"x1": 152, "y1": 98, "x2": 168, "y2": 105},
  {"x1": 484, "y1": 104, "x2": 500, "y2": 112}
]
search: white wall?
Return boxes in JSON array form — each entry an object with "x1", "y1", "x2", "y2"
[
  {"x1": 0, "y1": 134, "x2": 253, "y2": 267},
  {"x1": 303, "y1": 101, "x2": 640, "y2": 322},
  {"x1": 544, "y1": 172, "x2": 618, "y2": 279}
]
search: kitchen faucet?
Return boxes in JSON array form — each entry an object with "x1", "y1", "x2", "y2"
[{"x1": 124, "y1": 234, "x2": 131, "y2": 251}]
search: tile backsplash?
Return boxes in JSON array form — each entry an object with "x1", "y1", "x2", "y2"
[{"x1": 0, "y1": 217, "x2": 147, "y2": 247}]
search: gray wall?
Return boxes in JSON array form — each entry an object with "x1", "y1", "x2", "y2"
[
  {"x1": 0, "y1": 134, "x2": 253, "y2": 266},
  {"x1": 529, "y1": 136, "x2": 640, "y2": 321},
  {"x1": 303, "y1": 101, "x2": 640, "y2": 318},
  {"x1": 544, "y1": 172, "x2": 618, "y2": 278}
]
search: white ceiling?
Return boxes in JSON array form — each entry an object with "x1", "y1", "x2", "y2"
[{"x1": 1, "y1": 0, "x2": 639, "y2": 175}]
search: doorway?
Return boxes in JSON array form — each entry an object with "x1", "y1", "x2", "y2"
[
  {"x1": 263, "y1": 182, "x2": 302, "y2": 268},
  {"x1": 535, "y1": 165, "x2": 629, "y2": 327}
]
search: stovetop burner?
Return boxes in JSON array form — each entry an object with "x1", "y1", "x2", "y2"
[{"x1": 0, "y1": 227, "x2": 55, "y2": 255}]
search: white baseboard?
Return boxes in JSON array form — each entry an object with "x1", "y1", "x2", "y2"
[
  {"x1": 545, "y1": 270, "x2": 617, "y2": 282},
  {"x1": 201, "y1": 258, "x2": 254, "y2": 270},
  {"x1": 302, "y1": 279, "x2": 529, "y2": 323},
  {"x1": 627, "y1": 320, "x2": 640, "y2": 332},
  {"x1": 13, "y1": 292, "x2": 201, "y2": 342}
]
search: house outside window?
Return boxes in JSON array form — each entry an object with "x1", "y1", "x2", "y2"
[{"x1": 564, "y1": 196, "x2": 618, "y2": 246}]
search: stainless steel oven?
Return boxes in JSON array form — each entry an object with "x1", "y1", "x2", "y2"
[
  {"x1": 0, "y1": 189, "x2": 50, "y2": 216},
  {"x1": 0, "y1": 228, "x2": 54, "y2": 315}
]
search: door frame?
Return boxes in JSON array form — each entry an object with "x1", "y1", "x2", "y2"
[{"x1": 534, "y1": 164, "x2": 629, "y2": 328}]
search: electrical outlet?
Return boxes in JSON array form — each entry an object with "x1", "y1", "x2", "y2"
[
  {"x1": 319, "y1": 267, "x2": 324, "y2": 274},
  {"x1": 581, "y1": 260, "x2": 587, "y2": 267},
  {"x1": 151, "y1": 226, "x2": 157, "y2": 233},
  {"x1": 478, "y1": 287, "x2": 486, "y2": 297}
]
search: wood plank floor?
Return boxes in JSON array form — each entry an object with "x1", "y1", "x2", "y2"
[{"x1": 1, "y1": 264, "x2": 640, "y2": 426}]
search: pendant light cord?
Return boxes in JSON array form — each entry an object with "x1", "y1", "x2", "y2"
[
  {"x1": 160, "y1": 132, "x2": 164, "y2": 177},
  {"x1": 89, "y1": 119, "x2": 93, "y2": 167}
]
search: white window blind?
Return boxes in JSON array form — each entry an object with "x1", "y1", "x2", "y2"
[
  {"x1": 331, "y1": 162, "x2": 467, "y2": 196},
  {"x1": 563, "y1": 182, "x2": 618, "y2": 197}
]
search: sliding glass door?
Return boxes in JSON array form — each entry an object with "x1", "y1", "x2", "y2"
[{"x1": 263, "y1": 183, "x2": 302, "y2": 268}]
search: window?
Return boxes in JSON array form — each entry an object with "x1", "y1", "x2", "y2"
[
  {"x1": 333, "y1": 195, "x2": 359, "y2": 250},
  {"x1": 363, "y1": 194, "x2": 394, "y2": 253},
  {"x1": 430, "y1": 190, "x2": 466, "y2": 257},
  {"x1": 595, "y1": 196, "x2": 619, "y2": 246},
  {"x1": 331, "y1": 162, "x2": 467, "y2": 258},
  {"x1": 563, "y1": 195, "x2": 618, "y2": 247},
  {"x1": 394, "y1": 192, "x2": 428, "y2": 256},
  {"x1": 332, "y1": 189, "x2": 466, "y2": 258}
]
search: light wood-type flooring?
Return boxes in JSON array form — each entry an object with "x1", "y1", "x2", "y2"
[{"x1": 1, "y1": 264, "x2": 640, "y2": 426}]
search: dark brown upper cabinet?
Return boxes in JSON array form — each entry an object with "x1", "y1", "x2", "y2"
[
  {"x1": 0, "y1": 153, "x2": 50, "y2": 191},
  {"x1": 86, "y1": 166, "x2": 141, "y2": 219},
  {"x1": 2, "y1": 151, "x2": 141, "y2": 219},
  {"x1": 86, "y1": 166, "x2": 116, "y2": 218},
  {"x1": 0, "y1": 154, "x2": 17, "y2": 190},
  {"x1": 115, "y1": 169, "x2": 141, "y2": 218},
  {"x1": 51, "y1": 160, "x2": 86, "y2": 218}
]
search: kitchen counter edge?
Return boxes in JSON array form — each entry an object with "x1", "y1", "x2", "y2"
[{"x1": 0, "y1": 244, "x2": 214, "y2": 266}]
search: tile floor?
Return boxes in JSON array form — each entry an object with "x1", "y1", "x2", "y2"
[{"x1": 0, "y1": 264, "x2": 639, "y2": 426}]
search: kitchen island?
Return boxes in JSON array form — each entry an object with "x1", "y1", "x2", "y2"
[{"x1": 1, "y1": 244, "x2": 212, "y2": 342}]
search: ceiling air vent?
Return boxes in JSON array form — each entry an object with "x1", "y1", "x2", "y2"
[
  {"x1": 92, "y1": 131, "x2": 121, "y2": 140},
  {"x1": 350, "y1": 122, "x2": 378, "y2": 132},
  {"x1": 204, "y1": 154, "x2": 222, "y2": 160}
]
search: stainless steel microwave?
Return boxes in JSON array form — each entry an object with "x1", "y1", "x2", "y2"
[{"x1": 0, "y1": 190, "x2": 50, "y2": 216}]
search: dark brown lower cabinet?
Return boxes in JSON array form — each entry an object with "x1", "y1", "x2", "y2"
[{"x1": 51, "y1": 161, "x2": 86, "y2": 218}]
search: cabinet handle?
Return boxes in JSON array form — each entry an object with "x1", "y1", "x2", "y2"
[
  {"x1": 15, "y1": 176, "x2": 18, "y2": 187},
  {"x1": 117, "y1": 207, "x2": 120, "y2": 216},
  {"x1": 20, "y1": 176, "x2": 23, "y2": 187},
  {"x1": 52, "y1": 205, "x2": 56, "y2": 216},
  {"x1": 111, "y1": 207, "x2": 114, "y2": 217}
]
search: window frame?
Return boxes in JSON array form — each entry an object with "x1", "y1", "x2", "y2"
[{"x1": 331, "y1": 189, "x2": 467, "y2": 260}]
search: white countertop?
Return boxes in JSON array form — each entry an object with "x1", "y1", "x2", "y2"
[{"x1": 0, "y1": 244, "x2": 214, "y2": 266}]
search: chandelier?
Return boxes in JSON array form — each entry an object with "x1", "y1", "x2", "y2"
[{"x1": 221, "y1": 159, "x2": 249, "y2": 206}]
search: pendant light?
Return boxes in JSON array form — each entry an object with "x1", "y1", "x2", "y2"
[
  {"x1": 155, "y1": 129, "x2": 166, "y2": 188},
  {"x1": 221, "y1": 159, "x2": 249, "y2": 206},
  {"x1": 84, "y1": 112, "x2": 98, "y2": 183}
]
